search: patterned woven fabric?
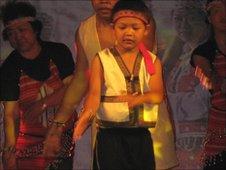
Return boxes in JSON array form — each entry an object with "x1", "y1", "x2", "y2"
[
  {"x1": 16, "y1": 61, "x2": 73, "y2": 170},
  {"x1": 203, "y1": 52, "x2": 226, "y2": 164}
]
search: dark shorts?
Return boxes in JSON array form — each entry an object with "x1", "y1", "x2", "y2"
[{"x1": 93, "y1": 128, "x2": 155, "y2": 170}]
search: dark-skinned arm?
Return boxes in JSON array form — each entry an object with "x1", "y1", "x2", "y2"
[
  {"x1": 43, "y1": 29, "x2": 89, "y2": 157},
  {"x1": 2, "y1": 101, "x2": 18, "y2": 170}
]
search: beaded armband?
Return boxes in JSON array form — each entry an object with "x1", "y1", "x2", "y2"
[
  {"x1": 46, "y1": 120, "x2": 66, "y2": 137},
  {"x1": 49, "y1": 120, "x2": 66, "y2": 128},
  {"x1": 0, "y1": 146, "x2": 16, "y2": 154}
]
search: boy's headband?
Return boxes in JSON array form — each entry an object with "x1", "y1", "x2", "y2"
[
  {"x1": 5, "y1": 16, "x2": 35, "y2": 29},
  {"x1": 206, "y1": 0, "x2": 225, "y2": 11},
  {"x1": 113, "y1": 10, "x2": 149, "y2": 24}
]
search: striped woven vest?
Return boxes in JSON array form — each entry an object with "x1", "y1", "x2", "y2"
[
  {"x1": 97, "y1": 48, "x2": 158, "y2": 128},
  {"x1": 203, "y1": 51, "x2": 226, "y2": 160},
  {"x1": 19, "y1": 60, "x2": 63, "y2": 132}
]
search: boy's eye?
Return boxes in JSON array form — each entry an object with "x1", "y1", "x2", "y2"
[
  {"x1": 133, "y1": 27, "x2": 140, "y2": 30},
  {"x1": 118, "y1": 26, "x2": 126, "y2": 29},
  {"x1": 132, "y1": 24, "x2": 144, "y2": 30}
]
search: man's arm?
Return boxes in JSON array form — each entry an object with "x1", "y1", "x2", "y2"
[
  {"x1": 43, "y1": 29, "x2": 89, "y2": 157},
  {"x1": 53, "y1": 29, "x2": 89, "y2": 124},
  {"x1": 2, "y1": 101, "x2": 18, "y2": 170}
]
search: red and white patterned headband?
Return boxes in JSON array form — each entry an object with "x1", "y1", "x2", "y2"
[
  {"x1": 5, "y1": 17, "x2": 35, "y2": 29},
  {"x1": 113, "y1": 10, "x2": 149, "y2": 24}
]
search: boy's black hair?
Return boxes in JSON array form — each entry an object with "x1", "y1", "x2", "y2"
[
  {"x1": 111, "y1": 0, "x2": 152, "y2": 24},
  {"x1": 1, "y1": 2, "x2": 42, "y2": 40}
]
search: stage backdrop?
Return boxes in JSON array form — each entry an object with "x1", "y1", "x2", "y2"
[{"x1": 0, "y1": 0, "x2": 210, "y2": 170}]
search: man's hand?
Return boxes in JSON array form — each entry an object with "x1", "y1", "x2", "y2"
[
  {"x1": 3, "y1": 148, "x2": 17, "y2": 170},
  {"x1": 23, "y1": 100, "x2": 44, "y2": 123},
  {"x1": 115, "y1": 92, "x2": 139, "y2": 108},
  {"x1": 43, "y1": 128, "x2": 62, "y2": 158}
]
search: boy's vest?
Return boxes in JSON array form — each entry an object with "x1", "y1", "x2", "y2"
[{"x1": 97, "y1": 48, "x2": 158, "y2": 128}]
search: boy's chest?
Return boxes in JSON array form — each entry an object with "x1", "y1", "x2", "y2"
[{"x1": 121, "y1": 55, "x2": 137, "y2": 74}]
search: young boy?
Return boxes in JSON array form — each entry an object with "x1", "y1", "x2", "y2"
[{"x1": 73, "y1": 0, "x2": 164, "y2": 169}]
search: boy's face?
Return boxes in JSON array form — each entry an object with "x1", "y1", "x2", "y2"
[
  {"x1": 114, "y1": 17, "x2": 147, "y2": 51},
  {"x1": 92, "y1": 0, "x2": 118, "y2": 21}
]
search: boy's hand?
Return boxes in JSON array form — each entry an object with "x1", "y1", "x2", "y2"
[
  {"x1": 73, "y1": 111, "x2": 94, "y2": 142},
  {"x1": 115, "y1": 92, "x2": 139, "y2": 108},
  {"x1": 43, "y1": 125, "x2": 62, "y2": 158},
  {"x1": 22, "y1": 100, "x2": 44, "y2": 123},
  {"x1": 73, "y1": 125, "x2": 82, "y2": 142},
  {"x1": 73, "y1": 120, "x2": 89, "y2": 142}
]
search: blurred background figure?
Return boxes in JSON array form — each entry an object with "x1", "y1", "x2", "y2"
[
  {"x1": 162, "y1": 0, "x2": 211, "y2": 169},
  {"x1": 191, "y1": 0, "x2": 226, "y2": 169}
]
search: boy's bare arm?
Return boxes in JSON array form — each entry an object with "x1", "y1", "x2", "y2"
[
  {"x1": 148, "y1": 58, "x2": 164, "y2": 103},
  {"x1": 73, "y1": 55, "x2": 102, "y2": 141}
]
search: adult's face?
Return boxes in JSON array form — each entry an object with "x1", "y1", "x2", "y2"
[
  {"x1": 6, "y1": 21, "x2": 38, "y2": 53},
  {"x1": 92, "y1": 0, "x2": 118, "y2": 21},
  {"x1": 173, "y1": 8, "x2": 208, "y2": 42},
  {"x1": 209, "y1": 4, "x2": 226, "y2": 33}
]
